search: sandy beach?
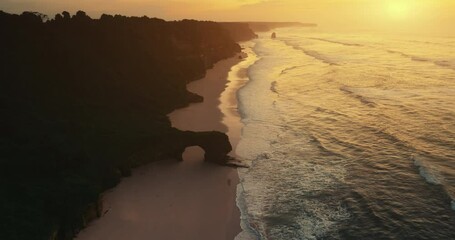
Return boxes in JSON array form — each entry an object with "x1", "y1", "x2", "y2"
[{"x1": 75, "y1": 54, "x2": 244, "y2": 240}]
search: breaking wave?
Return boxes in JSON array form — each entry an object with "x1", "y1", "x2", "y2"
[
  {"x1": 339, "y1": 86, "x2": 376, "y2": 107},
  {"x1": 386, "y1": 49, "x2": 455, "y2": 71},
  {"x1": 308, "y1": 37, "x2": 364, "y2": 47},
  {"x1": 281, "y1": 40, "x2": 339, "y2": 65},
  {"x1": 413, "y1": 155, "x2": 442, "y2": 185}
]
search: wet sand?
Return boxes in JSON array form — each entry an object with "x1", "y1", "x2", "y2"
[{"x1": 75, "y1": 54, "x2": 244, "y2": 240}]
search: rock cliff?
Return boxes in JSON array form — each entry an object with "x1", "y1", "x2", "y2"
[
  {"x1": 220, "y1": 22, "x2": 258, "y2": 42},
  {"x1": 0, "y1": 10, "x2": 247, "y2": 240}
]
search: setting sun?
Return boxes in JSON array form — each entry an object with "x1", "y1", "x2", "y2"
[{"x1": 387, "y1": 1, "x2": 411, "y2": 19}]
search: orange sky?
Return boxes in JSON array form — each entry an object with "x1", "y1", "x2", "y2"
[{"x1": 2, "y1": 0, "x2": 454, "y2": 35}]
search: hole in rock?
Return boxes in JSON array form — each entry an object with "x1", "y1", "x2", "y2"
[{"x1": 182, "y1": 146, "x2": 205, "y2": 162}]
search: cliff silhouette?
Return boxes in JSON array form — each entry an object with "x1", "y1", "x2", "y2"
[
  {"x1": 0, "y1": 10, "x2": 256, "y2": 240},
  {"x1": 219, "y1": 22, "x2": 258, "y2": 41},
  {"x1": 247, "y1": 22, "x2": 317, "y2": 32},
  {"x1": 220, "y1": 22, "x2": 317, "y2": 41}
]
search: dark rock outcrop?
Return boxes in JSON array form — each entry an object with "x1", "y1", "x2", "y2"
[
  {"x1": 169, "y1": 131, "x2": 232, "y2": 164},
  {"x1": 0, "y1": 10, "x2": 245, "y2": 240},
  {"x1": 220, "y1": 22, "x2": 258, "y2": 42}
]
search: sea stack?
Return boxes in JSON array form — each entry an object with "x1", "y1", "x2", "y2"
[{"x1": 271, "y1": 32, "x2": 277, "y2": 39}]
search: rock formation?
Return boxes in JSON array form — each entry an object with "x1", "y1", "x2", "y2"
[
  {"x1": 169, "y1": 131, "x2": 232, "y2": 164},
  {"x1": 219, "y1": 22, "x2": 258, "y2": 41},
  {"x1": 0, "y1": 10, "x2": 250, "y2": 240}
]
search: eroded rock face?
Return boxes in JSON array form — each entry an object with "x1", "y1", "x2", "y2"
[
  {"x1": 219, "y1": 22, "x2": 258, "y2": 42},
  {"x1": 166, "y1": 130, "x2": 232, "y2": 164},
  {"x1": 190, "y1": 131, "x2": 232, "y2": 164},
  {"x1": 0, "y1": 10, "x2": 243, "y2": 240}
]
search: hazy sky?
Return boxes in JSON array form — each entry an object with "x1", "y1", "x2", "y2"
[{"x1": 1, "y1": 0, "x2": 454, "y2": 35}]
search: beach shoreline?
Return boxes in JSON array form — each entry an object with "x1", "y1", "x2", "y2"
[{"x1": 75, "y1": 54, "x2": 244, "y2": 240}]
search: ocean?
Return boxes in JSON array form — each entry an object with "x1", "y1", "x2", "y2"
[{"x1": 233, "y1": 28, "x2": 455, "y2": 240}]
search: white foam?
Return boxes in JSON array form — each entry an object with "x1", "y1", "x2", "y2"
[
  {"x1": 413, "y1": 155, "x2": 441, "y2": 185},
  {"x1": 296, "y1": 201, "x2": 350, "y2": 240},
  {"x1": 234, "y1": 231, "x2": 258, "y2": 240},
  {"x1": 413, "y1": 156, "x2": 455, "y2": 211},
  {"x1": 234, "y1": 32, "x2": 351, "y2": 239},
  {"x1": 280, "y1": 39, "x2": 339, "y2": 65},
  {"x1": 235, "y1": 184, "x2": 261, "y2": 240},
  {"x1": 418, "y1": 167, "x2": 441, "y2": 185},
  {"x1": 235, "y1": 29, "x2": 455, "y2": 238}
]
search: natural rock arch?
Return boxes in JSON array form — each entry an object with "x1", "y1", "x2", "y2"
[{"x1": 166, "y1": 130, "x2": 232, "y2": 165}]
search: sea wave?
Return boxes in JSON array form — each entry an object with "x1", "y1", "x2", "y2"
[
  {"x1": 385, "y1": 49, "x2": 455, "y2": 71},
  {"x1": 280, "y1": 65, "x2": 302, "y2": 75},
  {"x1": 413, "y1": 155, "x2": 455, "y2": 212},
  {"x1": 308, "y1": 133, "x2": 346, "y2": 159},
  {"x1": 308, "y1": 37, "x2": 364, "y2": 47},
  {"x1": 407, "y1": 39, "x2": 455, "y2": 47},
  {"x1": 236, "y1": 30, "x2": 455, "y2": 239},
  {"x1": 339, "y1": 86, "x2": 376, "y2": 107},
  {"x1": 281, "y1": 40, "x2": 339, "y2": 65},
  {"x1": 235, "y1": 184, "x2": 261, "y2": 240},
  {"x1": 413, "y1": 155, "x2": 442, "y2": 185},
  {"x1": 270, "y1": 81, "x2": 278, "y2": 94}
]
